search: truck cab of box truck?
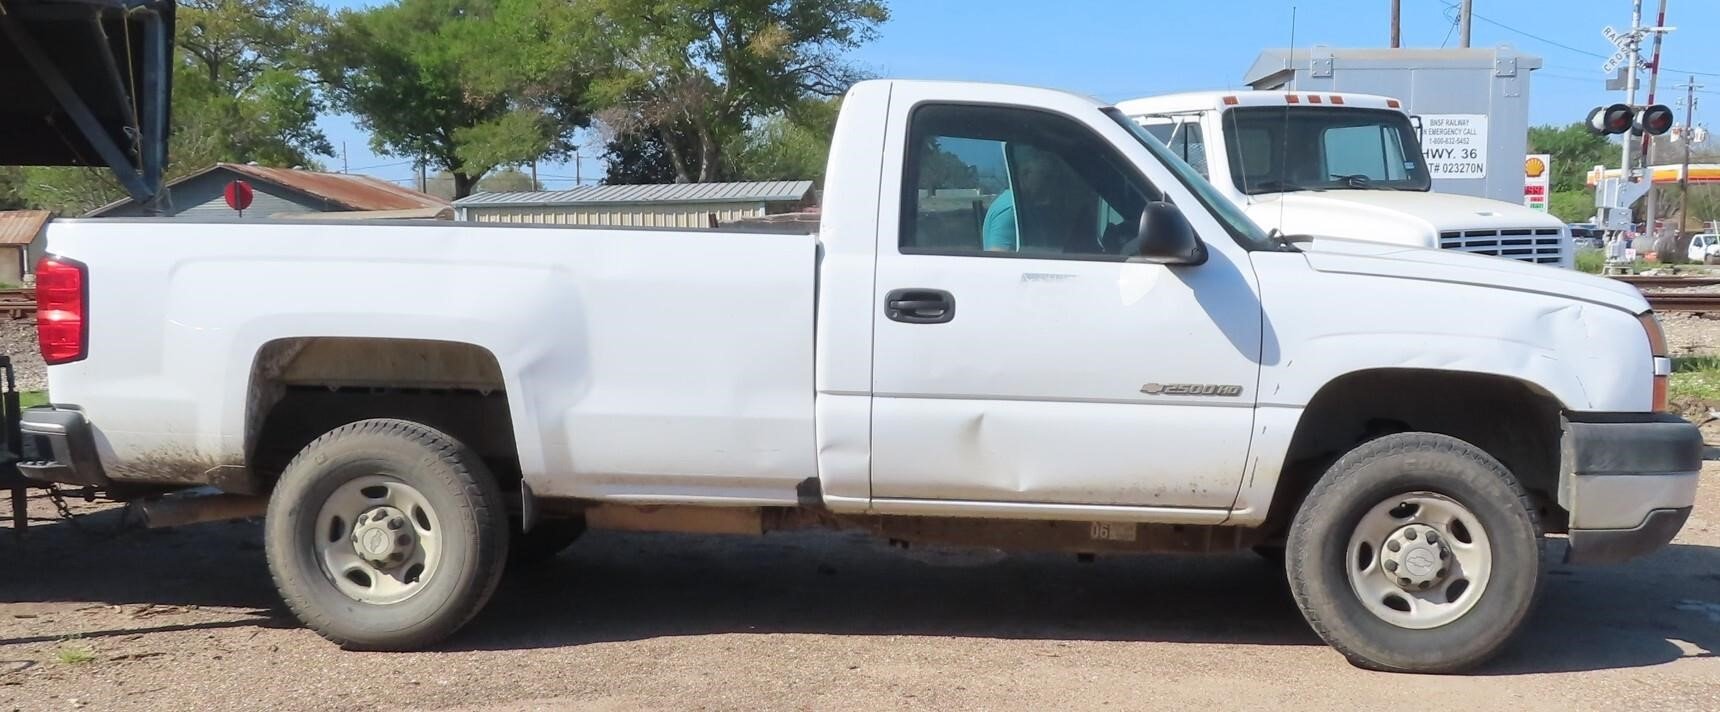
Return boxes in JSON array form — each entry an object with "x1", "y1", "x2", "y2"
[{"x1": 1117, "y1": 91, "x2": 1573, "y2": 268}]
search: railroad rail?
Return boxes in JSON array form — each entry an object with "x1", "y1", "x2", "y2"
[
  {"x1": 0, "y1": 288, "x2": 32, "y2": 320},
  {"x1": 1612, "y1": 275, "x2": 1720, "y2": 289},
  {"x1": 1645, "y1": 292, "x2": 1720, "y2": 312}
]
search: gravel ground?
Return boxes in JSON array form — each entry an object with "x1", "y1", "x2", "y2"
[
  {"x1": 1663, "y1": 312, "x2": 1720, "y2": 358},
  {"x1": 0, "y1": 321, "x2": 43, "y2": 393},
  {"x1": 2, "y1": 469, "x2": 1718, "y2": 711}
]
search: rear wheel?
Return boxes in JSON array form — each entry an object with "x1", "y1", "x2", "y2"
[
  {"x1": 265, "y1": 419, "x2": 509, "y2": 650},
  {"x1": 1286, "y1": 432, "x2": 1543, "y2": 673}
]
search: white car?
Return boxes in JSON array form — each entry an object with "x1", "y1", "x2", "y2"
[
  {"x1": 21, "y1": 79, "x2": 1696, "y2": 673},
  {"x1": 1118, "y1": 91, "x2": 1574, "y2": 268},
  {"x1": 1688, "y1": 233, "x2": 1720, "y2": 263}
]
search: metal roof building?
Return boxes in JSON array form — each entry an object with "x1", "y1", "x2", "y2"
[
  {"x1": 452, "y1": 180, "x2": 817, "y2": 228},
  {"x1": 87, "y1": 163, "x2": 451, "y2": 219},
  {"x1": 0, "y1": 210, "x2": 52, "y2": 284}
]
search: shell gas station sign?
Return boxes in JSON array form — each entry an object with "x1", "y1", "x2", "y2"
[{"x1": 1523, "y1": 154, "x2": 1550, "y2": 213}]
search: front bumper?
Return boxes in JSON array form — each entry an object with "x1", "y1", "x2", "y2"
[{"x1": 1560, "y1": 413, "x2": 1702, "y2": 564}]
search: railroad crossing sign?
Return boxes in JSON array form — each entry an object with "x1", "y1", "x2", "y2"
[{"x1": 1600, "y1": 24, "x2": 1671, "y2": 75}]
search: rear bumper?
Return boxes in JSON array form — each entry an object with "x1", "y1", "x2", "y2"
[
  {"x1": 16, "y1": 407, "x2": 110, "y2": 488},
  {"x1": 1560, "y1": 413, "x2": 1702, "y2": 565}
]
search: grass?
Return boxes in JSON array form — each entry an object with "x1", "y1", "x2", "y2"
[
  {"x1": 18, "y1": 391, "x2": 46, "y2": 408},
  {"x1": 54, "y1": 642, "x2": 94, "y2": 666},
  {"x1": 1574, "y1": 248, "x2": 1660, "y2": 275},
  {"x1": 1669, "y1": 355, "x2": 1720, "y2": 404}
]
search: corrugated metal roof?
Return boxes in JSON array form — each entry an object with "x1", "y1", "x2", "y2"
[
  {"x1": 86, "y1": 163, "x2": 450, "y2": 216},
  {"x1": 221, "y1": 163, "x2": 449, "y2": 211},
  {"x1": 0, "y1": 210, "x2": 51, "y2": 246},
  {"x1": 452, "y1": 180, "x2": 815, "y2": 209}
]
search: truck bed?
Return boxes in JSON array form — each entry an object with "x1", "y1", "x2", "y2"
[{"x1": 41, "y1": 218, "x2": 820, "y2": 502}]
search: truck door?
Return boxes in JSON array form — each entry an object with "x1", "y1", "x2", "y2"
[{"x1": 868, "y1": 95, "x2": 1265, "y2": 511}]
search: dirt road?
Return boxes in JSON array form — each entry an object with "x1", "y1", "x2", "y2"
[{"x1": 3, "y1": 469, "x2": 1719, "y2": 712}]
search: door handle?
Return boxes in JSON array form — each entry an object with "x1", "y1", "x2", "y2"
[{"x1": 885, "y1": 288, "x2": 955, "y2": 324}]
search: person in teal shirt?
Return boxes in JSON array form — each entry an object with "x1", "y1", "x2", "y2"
[{"x1": 981, "y1": 189, "x2": 1018, "y2": 252}]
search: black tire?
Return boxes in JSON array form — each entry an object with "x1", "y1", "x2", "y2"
[
  {"x1": 1286, "y1": 432, "x2": 1543, "y2": 673},
  {"x1": 265, "y1": 419, "x2": 509, "y2": 650},
  {"x1": 508, "y1": 516, "x2": 587, "y2": 567}
]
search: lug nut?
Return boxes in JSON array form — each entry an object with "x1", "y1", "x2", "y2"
[
  {"x1": 1405, "y1": 529, "x2": 1418, "y2": 541},
  {"x1": 1387, "y1": 540, "x2": 1402, "y2": 552},
  {"x1": 1437, "y1": 568, "x2": 1447, "y2": 578},
  {"x1": 1439, "y1": 549, "x2": 1448, "y2": 559},
  {"x1": 1385, "y1": 560, "x2": 1398, "y2": 572},
  {"x1": 389, "y1": 517, "x2": 404, "y2": 530},
  {"x1": 1424, "y1": 532, "x2": 1439, "y2": 544},
  {"x1": 1399, "y1": 577, "x2": 1411, "y2": 587},
  {"x1": 1420, "y1": 581, "x2": 1432, "y2": 590},
  {"x1": 389, "y1": 552, "x2": 404, "y2": 561},
  {"x1": 397, "y1": 535, "x2": 411, "y2": 547}
]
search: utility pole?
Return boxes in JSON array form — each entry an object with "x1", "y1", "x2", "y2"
[
  {"x1": 1390, "y1": 0, "x2": 1401, "y2": 48},
  {"x1": 341, "y1": 142, "x2": 348, "y2": 174},
  {"x1": 1640, "y1": 0, "x2": 1669, "y2": 247},
  {"x1": 1677, "y1": 77, "x2": 1704, "y2": 239},
  {"x1": 1458, "y1": 0, "x2": 1473, "y2": 48},
  {"x1": 1606, "y1": 0, "x2": 1646, "y2": 271},
  {"x1": 573, "y1": 147, "x2": 582, "y2": 186},
  {"x1": 530, "y1": 160, "x2": 538, "y2": 190}
]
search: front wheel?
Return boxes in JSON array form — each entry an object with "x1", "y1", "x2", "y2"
[
  {"x1": 1286, "y1": 432, "x2": 1543, "y2": 673},
  {"x1": 264, "y1": 419, "x2": 509, "y2": 650}
]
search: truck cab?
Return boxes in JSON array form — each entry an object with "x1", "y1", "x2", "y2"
[{"x1": 1116, "y1": 91, "x2": 1572, "y2": 268}]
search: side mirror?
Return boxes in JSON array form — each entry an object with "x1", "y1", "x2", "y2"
[{"x1": 1127, "y1": 201, "x2": 1207, "y2": 265}]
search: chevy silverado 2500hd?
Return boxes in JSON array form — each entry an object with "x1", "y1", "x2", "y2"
[{"x1": 20, "y1": 80, "x2": 1699, "y2": 673}]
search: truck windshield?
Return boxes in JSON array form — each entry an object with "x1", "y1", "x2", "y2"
[
  {"x1": 1103, "y1": 108, "x2": 1277, "y2": 251},
  {"x1": 1223, "y1": 107, "x2": 1431, "y2": 195}
]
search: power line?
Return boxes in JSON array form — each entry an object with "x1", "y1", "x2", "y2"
[{"x1": 1431, "y1": 0, "x2": 1720, "y2": 78}]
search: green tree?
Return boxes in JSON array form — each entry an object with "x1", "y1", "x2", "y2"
[
  {"x1": 1548, "y1": 190, "x2": 1595, "y2": 223},
  {"x1": 426, "y1": 167, "x2": 542, "y2": 199},
  {"x1": 313, "y1": 0, "x2": 594, "y2": 198},
  {"x1": 1528, "y1": 123, "x2": 1615, "y2": 193},
  {"x1": 730, "y1": 97, "x2": 839, "y2": 183},
  {"x1": 601, "y1": 132, "x2": 685, "y2": 185},
  {"x1": 579, "y1": 0, "x2": 888, "y2": 183}
]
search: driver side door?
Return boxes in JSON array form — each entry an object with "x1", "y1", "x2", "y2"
[{"x1": 868, "y1": 98, "x2": 1265, "y2": 512}]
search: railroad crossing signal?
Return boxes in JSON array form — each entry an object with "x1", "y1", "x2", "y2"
[
  {"x1": 1636, "y1": 105, "x2": 1675, "y2": 135},
  {"x1": 1586, "y1": 104, "x2": 1672, "y2": 136}
]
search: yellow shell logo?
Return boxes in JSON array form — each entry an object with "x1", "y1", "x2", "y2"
[{"x1": 1525, "y1": 156, "x2": 1547, "y2": 178}]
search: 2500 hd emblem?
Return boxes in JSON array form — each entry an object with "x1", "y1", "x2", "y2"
[{"x1": 1140, "y1": 383, "x2": 1243, "y2": 397}]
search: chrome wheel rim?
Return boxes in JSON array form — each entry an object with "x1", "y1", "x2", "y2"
[
  {"x1": 1345, "y1": 491, "x2": 1492, "y2": 630},
  {"x1": 314, "y1": 475, "x2": 442, "y2": 605}
]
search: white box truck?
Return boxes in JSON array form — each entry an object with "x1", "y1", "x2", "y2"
[{"x1": 1118, "y1": 90, "x2": 1572, "y2": 267}]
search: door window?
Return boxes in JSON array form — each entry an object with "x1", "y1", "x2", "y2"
[
  {"x1": 1140, "y1": 117, "x2": 1208, "y2": 178},
  {"x1": 901, "y1": 104, "x2": 1159, "y2": 259}
]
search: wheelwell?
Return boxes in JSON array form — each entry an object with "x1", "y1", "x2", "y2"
[
  {"x1": 1262, "y1": 369, "x2": 1567, "y2": 538},
  {"x1": 245, "y1": 337, "x2": 519, "y2": 490}
]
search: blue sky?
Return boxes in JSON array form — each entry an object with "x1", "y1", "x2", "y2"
[{"x1": 317, "y1": 0, "x2": 1720, "y2": 189}]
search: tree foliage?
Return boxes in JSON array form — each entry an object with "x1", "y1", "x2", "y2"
[
  {"x1": 578, "y1": 0, "x2": 887, "y2": 183},
  {"x1": 1528, "y1": 123, "x2": 1615, "y2": 193},
  {"x1": 312, "y1": 0, "x2": 594, "y2": 198}
]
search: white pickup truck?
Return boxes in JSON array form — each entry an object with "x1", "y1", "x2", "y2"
[
  {"x1": 20, "y1": 79, "x2": 1698, "y2": 673},
  {"x1": 1117, "y1": 91, "x2": 1574, "y2": 268}
]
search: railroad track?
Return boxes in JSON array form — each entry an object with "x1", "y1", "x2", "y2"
[
  {"x1": 1612, "y1": 275, "x2": 1720, "y2": 288},
  {"x1": 1646, "y1": 292, "x2": 1720, "y2": 312},
  {"x1": 0, "y1": 288, "x2": 32, "y2": 320}
]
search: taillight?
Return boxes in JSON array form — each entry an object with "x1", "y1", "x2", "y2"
[
  {"x1": 1639, "y1": 312, "x2": 1670, "y2": 412},
  {"x1": 36, "y1": 256, "x2": 86, "y2": 365}
]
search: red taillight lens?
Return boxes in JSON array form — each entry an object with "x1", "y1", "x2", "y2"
[{"x1": 36, "y1": 256, "x2": 86, "y2": 365}]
